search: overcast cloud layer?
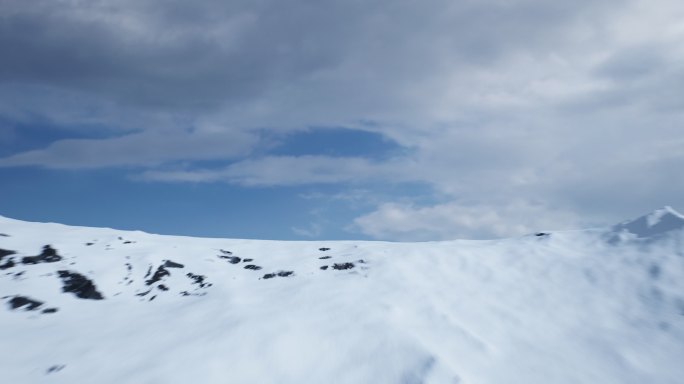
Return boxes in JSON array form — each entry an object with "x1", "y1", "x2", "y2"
[{"x1": 1, "y1": 0, "x2": 684, "y2": 240}]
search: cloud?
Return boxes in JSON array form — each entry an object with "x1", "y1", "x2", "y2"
[
  {"x1": 2, "y1": 0, "x2": 684, "y2": 239},
  {"x1": 0, "y1": 129, "x2": 258, "y2": 168},
  {"x1": 353, "y1": 201, "x2": 582, "y2": 241},
  {"x1": 141, "y1": 155, "x2": 416, "y2": 186},
  {"x1": 291, "y1": 223, "x2": 323, "y2": 238},
  {"x1": 0, "y1": 0, "x2": 629, "y2": 124}
]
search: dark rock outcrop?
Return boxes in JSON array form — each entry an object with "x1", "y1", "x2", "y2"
[
  {"x1": 332, "y1": 263, "x2": 355, "y2": 270},
  {"x1": 57, "y1": 270, "x2": 104, "y2": 300},
  {"x1": 7, "y1": 295, "x2": 43, "y2": 310},
  {"x1": 22, "y1": 245, "x2": 62, "y2": 265},
  {"x1": 163, "y1": 260, "x2": 184, "y2": 269}
]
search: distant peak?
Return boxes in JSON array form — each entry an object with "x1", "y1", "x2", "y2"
[
  {"x1": 612, "y1": 206, "x2": 684, "y2": 238},
  {"x1": 643, "y1": 206, "x2": 684, "y2": 225}
]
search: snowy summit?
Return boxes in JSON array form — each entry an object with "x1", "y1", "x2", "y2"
[
  {"x1": 1, "y1": 209, "x2": 684, "y2": 384},
  {"x1": 612, "y1": 206, "x2": 684, "y2": 239}
]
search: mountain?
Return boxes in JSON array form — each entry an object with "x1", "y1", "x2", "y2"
[
  {"x1": 611, "y1": 206, "x2": 684, "y2": 239},
  {"x1": 1, "y1": 210, "x2": 683, "y2": 384}
]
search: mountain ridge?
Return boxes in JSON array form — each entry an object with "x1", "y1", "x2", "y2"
[
  {"x1": 2, "y1": 205, "x2": 683, "y2": 243},
  {"x1": 611, "y1": 206, "x2": 684, "y2": 239}
]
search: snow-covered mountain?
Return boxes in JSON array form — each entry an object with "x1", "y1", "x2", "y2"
[
  {"x1": 1, "y1": 209, "x2": 683, "y2": 384},
  {"x1": 611, "y1": 205, "x2": 684, "y2": 239}
]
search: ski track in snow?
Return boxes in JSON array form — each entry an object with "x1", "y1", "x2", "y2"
[{"x1": 1, "y1": 209, "x2": 684, "y2": 383}]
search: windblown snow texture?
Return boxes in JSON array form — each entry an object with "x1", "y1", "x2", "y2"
[{"x1": 1, "y1": 208, "x2": 684, "y2": 384}]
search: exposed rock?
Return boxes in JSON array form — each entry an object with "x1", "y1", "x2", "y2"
[
  {"x1": 163, "y1": 260, "x2": 184, "y2": 268},
  {"x1": 187, "y1": 273, "x2": 211, "y2": 288},
  {"x1": 332, "y1": 263, "x2": 354, "y2": 270},
  {"x1": 22, "y1": 245, "x2": 62, "y2": 265},
  {"x1": 0, "y1": 248, "x2": 16, "y2": 259},
  {"x1": 4, "y1": 295, "x2": 57, "y2": 314},
  {"x1": 57, "y1": 270, "x2": 104, "y2": 300},
  {"x1": 46, "y1": 365, "x2": 65, "y2": 374},
  {"x1": 146, "y1": 265, "x2": 170, "y2": 285},
  {"x1": 7, "y1": 295, "x2": 43, "y2": 310},
  {"x1": 144, "y1": 265, "x2": 152, "y2": 278},
  {"x1": 263, "y1": 270, "x2": 295, "y2": 279},
  {"x1": 0, "y1": 258, "x2": 15, "y2": 270},
  {"x1": 219, "y1": 255, "x2": 241, "y2": 264}
]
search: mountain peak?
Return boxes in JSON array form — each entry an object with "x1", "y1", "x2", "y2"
[{"x1": 612, "y1": 206, "x2": 684, "y2": 238}]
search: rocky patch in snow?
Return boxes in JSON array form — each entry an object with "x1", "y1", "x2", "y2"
[
  {"x1": 219, "y1": 255, "x2": 242, "y2": 264},
  {"x1": 332, "y1": 262, "x2": 355, "y2": 270},
  {"x1": 57, "y1": 270, "x2": 104, "y2": 300},
  {"x1": 0, "y1": 248, "x2": 16, "y2": 270},
  {"x1": 21, "y1": 245, "x2": 62, "y2": 265},
  {"x1": 186, "y1": 272, "x2": 211, "y2": 289},
  {"x1": 262, "y1": 271, "x2": 295, "y2": 279},
  {"x1": 0, "y1": 248, "x2": 15, "y2": 258},
  {"x1": 163, "y1": 260, "x2": 184, "y2": 269},
  {"x1": 145, "y1": 259, "x2": 185, "y2": 285},
  {"x1": 3, "y1": 295, "x2": 58, "y2": 314},
  {"x1": 179, "y1": 272, "x2": 212, "y2": 296},
  {"x1": 46, "y1": 365, "x2": 65, "y2": 374}
]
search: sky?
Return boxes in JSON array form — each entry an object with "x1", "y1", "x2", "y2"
[{"x1": 1, "y1": 0, "x2": 683, "y2": 241}]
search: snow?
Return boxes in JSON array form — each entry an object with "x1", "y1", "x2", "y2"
[
  {"x1": 1, "y1": 210, "x2": 684, "y2": 383},
  {"x1": 612, "y1": 206, "x2": 684, "y2": 239}
]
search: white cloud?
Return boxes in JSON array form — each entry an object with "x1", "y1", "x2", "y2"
[
  {"x1": 0, "y1": 129, "x2": 258, "y2": 168},
  {"x1": 2, "y1": 0, "x2": 684, "y2": 239},
  {"x1": 291, "y1": 223, "x2": 323, "y2": 238},
  {"x1": 353, "y1": 201, "x2": 582, "y2": 241},
  {"x1": 141, "y1": 155, "x2": 416, "y2": 186}
]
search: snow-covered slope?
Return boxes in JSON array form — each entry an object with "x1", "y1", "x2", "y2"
[{"x1": 1, "y1": 209, "x2": 684, "y2": 384}]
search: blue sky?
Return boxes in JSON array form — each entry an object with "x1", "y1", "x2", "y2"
[
  {"x1": 0, "y1": 124, "x2": 433, "y2": 239},
  {"x1": 1, "y1": 0, "x2": 683, "y2": 240}
]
